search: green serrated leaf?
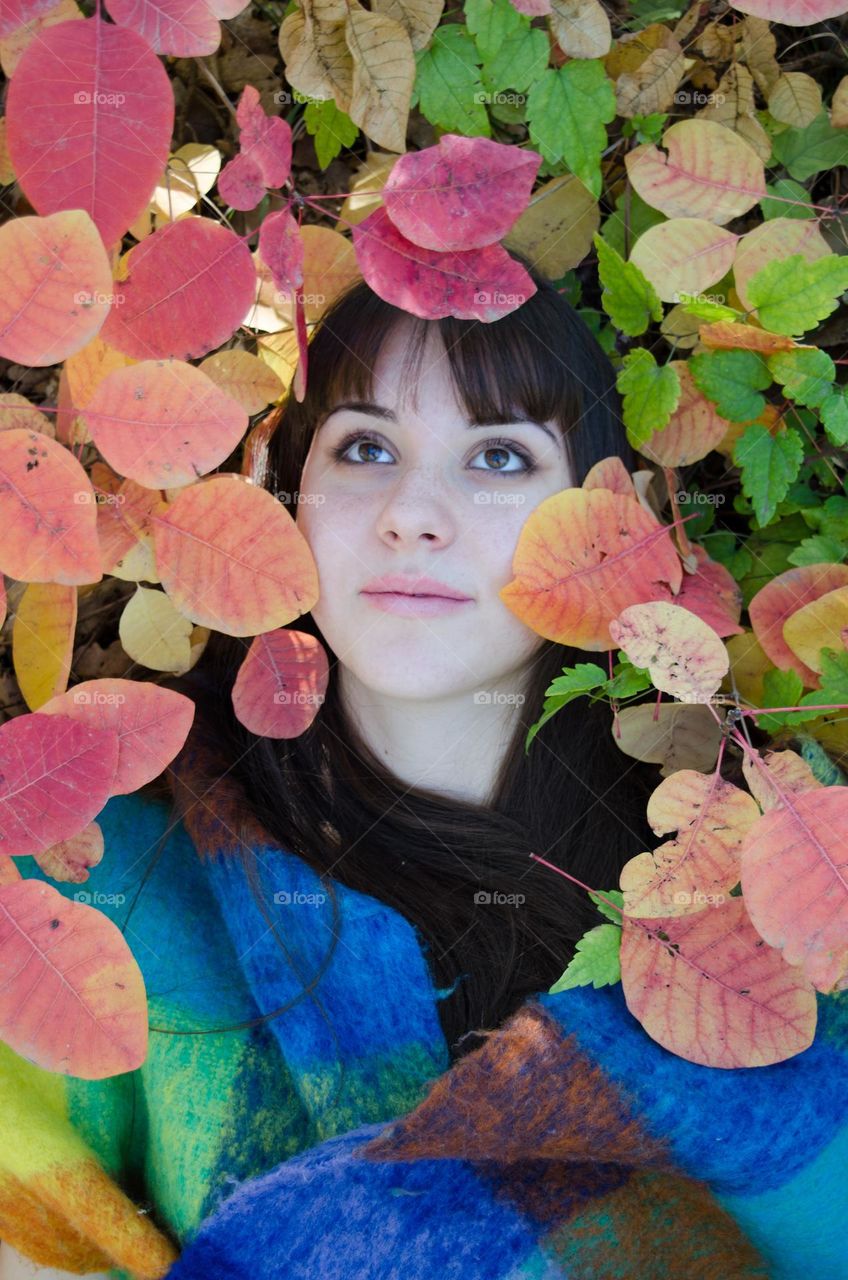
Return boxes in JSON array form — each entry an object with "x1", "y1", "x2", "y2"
[
  {"x1": 820, "y1": 386, "x2": 848, "y2": 446},
  {"x1": 548, "y1": 923, "x2": 622, "y2": 991},
  {"x1": 464, "y1": 0, "x2": 524, "y2": 62},
  {"x1": 747, "y1": 252, "x2": 848, "y2": 337},
  {"x1": 617, "y1": 347, "x2": 681, "y2": 447},
  {"x1": 414, "y1": 26, "x2": 491, "y2": 136},
  {"x1": 593, "y1": 233, "x2": 663, "y2": 336},
  {"x1": 767, "y1": 347, "x2": 836, "y2": 408},
  {"x1": 760, "y1": 178, "x2": 814, "y2": 221},
  {"x1": 733, "y1": 423, "x2": 804, "y2": 527},
  {"x1": 526, "y1": 60, "x2": 616, "y2": 199},
  {"x1": 770, "y1": 111, "x2": 848, "y2": 182},
  {"x1": 588, "y1": 888, "x2": 625, "y2": 923},
  {"x1": 303, "y1": 97, "x2": 358, "y2": 168},
  {"x1": 757, "y1": 667, "x2": 821, "y2": 731},
  {"x1": 481, "y1": 25, "x2": 548, "y2": 95},
  {"x1": 689, "y1": 349, "x2": 772, "y2": 421}
]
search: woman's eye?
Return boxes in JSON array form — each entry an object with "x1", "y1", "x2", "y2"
[{"x1": 331, "y1": 432, "x2": 535, "y2": 474}]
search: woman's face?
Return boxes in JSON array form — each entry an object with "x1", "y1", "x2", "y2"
[{"x1": 295, "y1": 319, "x2": 576, "y2": 701}]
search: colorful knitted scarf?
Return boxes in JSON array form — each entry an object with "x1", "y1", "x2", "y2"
[{"x1": 2, "y1": 739, "x2": 847, "y2": 1280}]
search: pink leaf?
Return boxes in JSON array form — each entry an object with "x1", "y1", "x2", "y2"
[
  {"x1": 352, "y1": 206, "x2": 537, "y2": 321},
  {"x1": 99, "y1": 218, "x2": 256, "y2": 361},
  {"x1": 0, "y1": 713, "x2": 119, "y2": 857},
  {"x1": 258, "y1": 208, "x2": 306, "y2": 296},
  {"x1": 38, "y1": 678, "x2": 196, "y2": 795},
  {"x1": 0, "y1": 0, "x2": 57, "y2": 38},
  {"x1": 231, "y1": 629, "x2": 329, "y2": 737},
  {"x1": 5, "y1": 17, "x2": 174, "y2": 251},
  {"x1": 382, "y1": 134, "x2": 541, "y2": 251},
  {"x1": 673, "y1": 545, "x2": 745, "y2": 638},
  {"x1": 105, "y1": 0, "x2": 221, "y2": 56},
  {"x1": 219, "y1": 152, "x2": 267, "y2": 212},
  {"x1": 234, "y1": 85, "x2": 292, "y2": 189}
]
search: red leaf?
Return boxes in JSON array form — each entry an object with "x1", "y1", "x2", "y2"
[
  {"x1": 5, "y1": 17, "x2": 174, "y2": 251},
  {"x1": 234, "y1": 85, "x2": 292, "y2": 189},
  {"x1": 231, "y1": 629, "x2": 329, "y2": 737},
  {"x1": 258, "y1": 208, "x2": 306, "y2": 296},
  {"x1": 0, "y1": 713, "x2": 119, "y2": 857},
  {"x1": 100, "y1": 217, "x2": 256, "y2": 362},
  {"x1": 219, "y1": 152, "x2": 267, "y2": 212},
  {"x1": 352, "y1": 206, "x2": 537, "y2": 321},
  {"x1": 382, "y1": 134, "x2": 541, "y2": 251}
]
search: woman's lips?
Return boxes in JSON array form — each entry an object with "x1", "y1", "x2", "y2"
[{"x1": 361, "y1": 591, "x2": 475, "y2": 617}]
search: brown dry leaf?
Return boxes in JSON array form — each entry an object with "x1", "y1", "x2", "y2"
[
  {"x1": 279, "y1": 9, "x2": 354, "y2": 111},
  {"x1": 503, "y1": 174, "x2": 599, "y2": 277},
  {"x1": 604, "y1": 21, "x2": 677, "y2": 80},
  {"x1": 697, "y1": 19, "x2": 735, "y2": 61},
  {"x1": 370, "y1": 0, "x2": 444, "y2": 53},
  {"x1": 740, "y1": 15, "x2": 780, "y2": 97},
  {"x1": 549, "y1": 0, "x2": 611, "y2": 60},
  {"x1": 616, "y1": 42, "x2": 686, "y2": 118},
  {"x1": 696, "y1": 64, "x2": 772, "y2": 163},
  {"x1": 612, "y1": 702, "x2": 723, "y2": 777},
  {"x1": 767, "y1": 73, "x2": 823, "y2": 129},
  {"x1": 344, "y1": 3, "x2": 415, "y2": 152},
  {"x1": 832, "y1": 75, "x2": 848, "y2": 127}
]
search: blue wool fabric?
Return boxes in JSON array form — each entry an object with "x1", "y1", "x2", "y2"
[{"x1": 6, "y1": 785, "x2": 848, "y2": 1280}]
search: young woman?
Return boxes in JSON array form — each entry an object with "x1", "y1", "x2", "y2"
[{"x1": 4, "y1": 258, "x2": 846, "y2": 1279}]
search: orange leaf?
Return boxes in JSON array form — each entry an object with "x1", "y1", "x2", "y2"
[
  {"x1": 499, "y1": 487, "x2": 682, "y2": 650},
  {"x1": 742, "y1": 748, "x2": 822, "y2": 813},
  {"x1": 620, "y1": 896, "x2": 817, "y2": 1067},
  {"x1": 0, "y1": 429, "x2": 102, "y2": 584},
  {"x1": 639, "y1": 361, "x2": 732, "y2": 467},
  {"x1": 748, "y1": 563, "x2": 848, "y2": 686},
  {"x1": 0, "y1": 879, "x2": 147, "y2": 1077},
  {"x1": 740, "y1": 786, "x2": 848, "y2": 992},
  {"x1": 698, "y1": 322, "x2": 798, "y2": 353},
  {"x1": 620, "y1": 767, "x2": 760, "y2": 917},
  {"x1": 152, "y1": 474, "x2": 320, "y2": 636},
  {"x1": 672, "y1": 544, "x2": 744, "y2": 638}
]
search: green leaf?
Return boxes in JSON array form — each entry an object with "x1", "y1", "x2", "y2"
[
  {"x1": 787, "y1": 534, "x2": 848, "y2": 567},
  {"x1": 526, "y1": 60, "x2": 616, "y2": 199},
  {"x1": 770, "y1": 111, "x2": 848, "y2": 181},
  {"x1": 804, "y1": 494, "x2": 848, "y2": 541},
  {"x1": 688, "y1": 349, "x2": 772, "y2": 421},
  {"x1": 588, "y1": 888, "x2": 625, "y2": 923},
  {"x1": 414, "y1": 26, "x2": 491, "y2": 136},
  {"x1": 678, "y1": 296, "x2": 741, "y2": 323},
  {"x1": 481, "y1": 25, "x2": 548, "y2": 94},
  {"x1": 464, "y1": 0, "x2": 524, "y2": 62},
  {"x1": 606, "y1": 656, "x2": 652, "y2": 698},
  {"x1": 746, "y1": 252, "x2": 848, "y2": 336},
  {"x1": 524, "y1": 662, "x2": 608, "y2": 752},
  {"x1": 799, "y1": 648, "x2": 848, "y2": 715},
  {"x1": 593, "y1": 233, "x2": 663, "y2": 337},
  {"x1": 760, "y1": 178, "x2": 814, "y2": 221},
  {"x1": 820, "y1": 386, "x2": 848, "y2": 446},
  {"x1": 302, "y1": 97, "x2": 358, "y2": 168},
  {"x1": 767, "y1": 347, "x2": 836, "y2": 408},
  {"x1": 548, "y1": 923, "x2": 622, "y2": 992},
  {"x1": 617, "y1": 347, "x2": 681, "y2": 447},
  {"x1": 733, "y1": 423, "x2": 804, "y2": 527},
  {"x1": 757, "y1": 667, "x2": 821, "y2": 731}
]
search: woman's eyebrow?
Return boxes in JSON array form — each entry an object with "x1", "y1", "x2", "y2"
[{"x1": 322, "y1": 400, "x2": 561, "y2": 445}]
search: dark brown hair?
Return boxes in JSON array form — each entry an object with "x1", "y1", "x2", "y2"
[{"x1": 144, "y1": 252, "x2": 663, "y2": 1066}]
